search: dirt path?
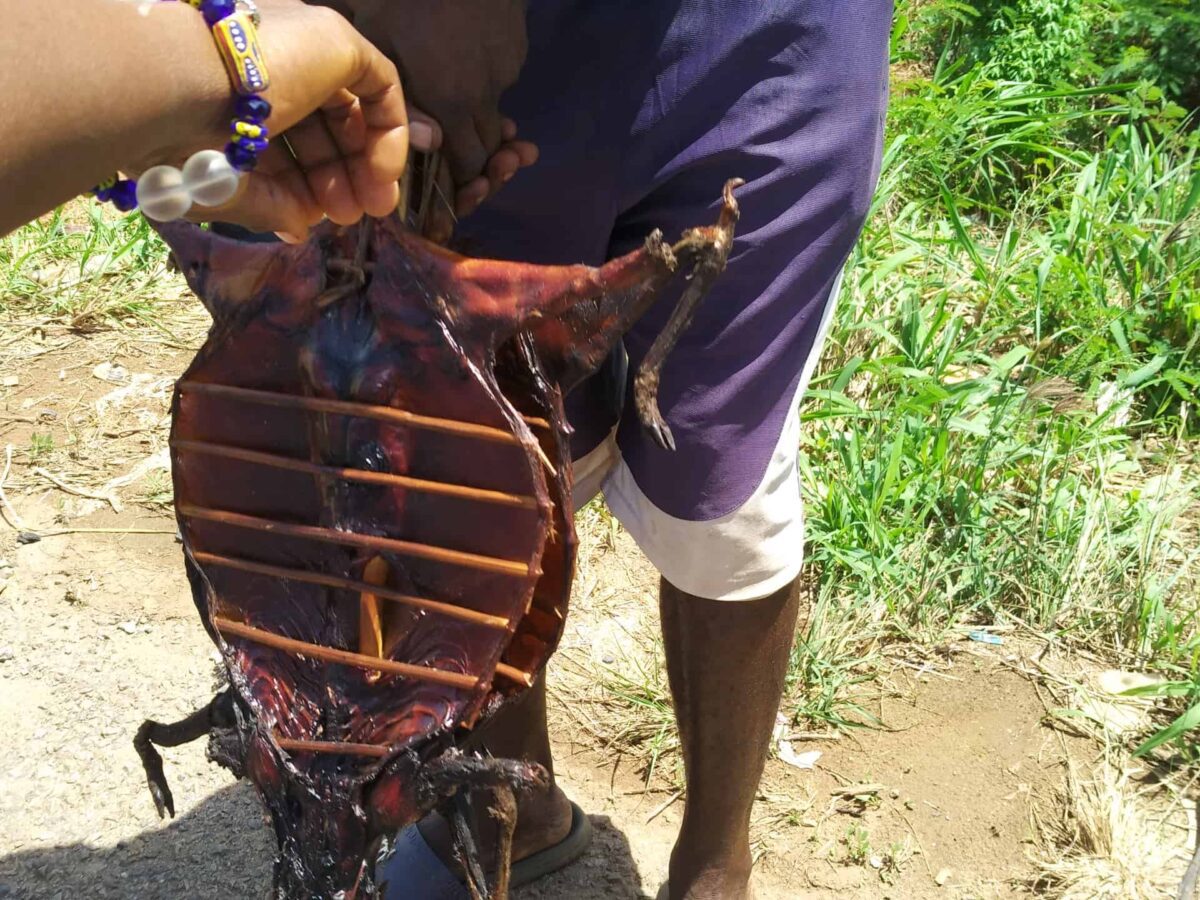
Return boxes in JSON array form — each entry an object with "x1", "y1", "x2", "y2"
[{"x1": 0, "y1": 322, "x2": 1076, "y2": 899}]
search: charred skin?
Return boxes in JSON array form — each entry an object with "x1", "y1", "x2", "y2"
[{"x1": 135, "y1": 181, "x2": 741, "y2": 899}]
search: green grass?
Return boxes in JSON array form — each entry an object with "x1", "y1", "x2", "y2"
[
  {"x1": 0, "y1": 202, "x2": 175, "y2": 331},
  {"x1": 28, "y1": 432, "x2": 54, "y2": 463},
  {"x1": 790, "y1": 58, "x2": 1200, "y2": 754}
]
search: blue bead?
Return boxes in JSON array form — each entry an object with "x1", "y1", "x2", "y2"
[
  {"x1": 235, "y1": 95, "x2": 272, "y2": 123},
  {"x1": 225, "y1": 142, "x2": 260, "y2": 172},
  {"x1": 235, "y1": 135, "x2": 269, "y2": 154},
  {"x1": 110, "y1": 180, "x2": 139, "y2": 212},
  {"x1": 201, "y1": 0, "x2": 236, "y2": 25}
]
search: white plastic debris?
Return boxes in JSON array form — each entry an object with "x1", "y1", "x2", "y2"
[
  {"x1": 775, "y1": 712, "x2": 822, "y2": 770},
  {"x1": 778, "y1": 744, "x2": 822, "y2": 770},
  {"x1": 92, "y1": 362, "x2": 130, "y2": 384}
]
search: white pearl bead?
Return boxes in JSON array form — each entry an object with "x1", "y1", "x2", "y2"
[
  {"x1": 137, "y1": 165, "x2": 193, "y2": 222},
  {"x1": 182, "y1": 149, "x2": 243, "y2": 208}
]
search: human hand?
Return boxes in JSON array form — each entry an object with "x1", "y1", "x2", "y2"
[
  {"x1": 350, "y1": 0, "x2": 539, "y2": 219},
  {"x1": 404, "y1": 111, "x2": 538, "y2": 244},
  {"x1": 187, "y1": 0, "x2": 420, "y2": 238}
]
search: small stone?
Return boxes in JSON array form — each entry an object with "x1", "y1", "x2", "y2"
[
  {"x1": 1, "y1": 375, "x2": 18, "y2": 387},
  {"x1": 869, "y1": 854, "x2": 884, "y2": 869},
  {"x1": 0, "y1": 646, "x2": 14, "y2": 662},
  {"x1": 118, "y1": 621, "x2": 138, "y2": 635},
  {"x1": 935, "y1": 868, "x2": 952, "y2": 887}
]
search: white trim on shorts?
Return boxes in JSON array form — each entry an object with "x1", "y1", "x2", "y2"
[{"x1": 571, "y1": 273, "x2": 844, "y2": 601}]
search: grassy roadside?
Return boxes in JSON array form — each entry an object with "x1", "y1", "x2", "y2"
[
  {"x1": 794, "y1": 75, "x2": 1200, "y2": 740},
  {"x1": 0, "y1": 202, "x2": 176, "y2": 333}
]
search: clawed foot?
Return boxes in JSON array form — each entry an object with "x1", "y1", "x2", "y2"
[
  {"x1": 133, "y1": 724, "x2": 175, "y2": 818},
  {"x1": 397, "y1": 750, "x2": 568, "y2": 900},
  {"x1": 132, "y1": 690, "x2": 236, "y2": 819},
  {"x1": 416, "y1": 749, "x2": 548, "y2": 807},
  {"x1": 633, "y1": 179, "x2": 742, "y2": 451},
  {"x1": 638, "y1": 402, "x2": 677, "y2": 452}
]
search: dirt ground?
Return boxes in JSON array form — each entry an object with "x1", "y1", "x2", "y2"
[{"x1": 0, "y1": 308, "x2": 1170, "y2": 899}]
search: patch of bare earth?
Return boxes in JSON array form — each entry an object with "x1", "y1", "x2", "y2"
[{"x1": 0, "y1": 311, "x2": 1190, "y2": 899}]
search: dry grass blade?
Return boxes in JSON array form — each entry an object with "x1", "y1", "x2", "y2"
[
  {"x1": 552, "y1": 643, "x2": 681, "y2": 789},
  {"x1": 1031, "y1": 760, "x2": 1190, "y2": 899}
]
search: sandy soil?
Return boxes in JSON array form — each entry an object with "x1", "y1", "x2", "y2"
[{"x1": 0, "y1": 317, "x2": 1083, "y2": 899}]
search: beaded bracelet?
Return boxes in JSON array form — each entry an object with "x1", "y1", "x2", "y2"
[{"x1": 90, "y1": 0, "x2": 272, "y2": 222}]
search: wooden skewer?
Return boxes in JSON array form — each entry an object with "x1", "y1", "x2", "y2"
[
  {"x1": 191, "y1": 551, "x2": 511, "y2": 629},
  {"x1": 495, "y1": 663, "x2": 534, "y2": 687},
  {"x1": 533, "y1": 442, "x2": 556, "y2": 477},
  {"x1": 275, "y1": 737, "x2": 391, "y2": 758},
  {"x1": 178, "y1": 504, "x2": 532, "y2": 578},
  {"x1": 214, "y1": 617, "x2": 478, "y2": 690},
  {"x1": 173, "y1": 440, "x2": 540, "y2": 510},
  {"x1": 360, "y1": 556, "x2": 388, "y2": 661},
  {"x1": 178, "y1": 382, "x2": 549, "y2": 445}
]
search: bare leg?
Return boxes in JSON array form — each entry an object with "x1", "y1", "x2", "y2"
[{"x1": 660, "y1": 576, "x2": 801, "y2": 900}]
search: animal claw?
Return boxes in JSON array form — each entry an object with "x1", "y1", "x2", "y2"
[
  {"x1": 134, "y1": 727, "x2": 176, "y2": 819},
  {"x1": 133, "y1": 693, "x2": 234, "y2": 822},
  {"x1": 650, "y1": 418, "x2": 676, "y2": 452},
  {"x1": 150, "y1": 779, "x2": 175, "y2": 820}
]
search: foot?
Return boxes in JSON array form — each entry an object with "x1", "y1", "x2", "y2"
[
  {"x1": 415, "y1": 781, "x2": 574, "y2": 876},
  {"x1": 659, "y1": 879, "x2": 755, "y2": 900},
  {"x1": 665, "y1": 837, "x2": 754, "y2": 900}
]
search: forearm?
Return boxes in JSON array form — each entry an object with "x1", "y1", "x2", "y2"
[{"x1": 0, "y1": 0, "x2": 232, "y2": 234}]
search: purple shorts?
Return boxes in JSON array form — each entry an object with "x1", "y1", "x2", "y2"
[{"x1": 456, "y1": 0, "x2": 892, "y2": 599}]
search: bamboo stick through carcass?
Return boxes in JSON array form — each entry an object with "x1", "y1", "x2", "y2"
[
  {"x1": 190, "y1": 551, "x2": 511, "y2": 629},
  {"x1": 178, "y1": 382, "x2": 550, "y2": 442},
  {"x1": 360, "y1": 556, "x2": 388, "y2": 664},
  {"x1": 178, "y1": 504, "x2": 532, "y2": 578},
  {"x1": 275, "y1": 737, "x2": 391, "y2": 758},
  {"x1": 494, "y1": 663, "x2": 534, "y2": 687},
  {"x1": 213, "y1": 617, "x2": 478, "y2": 690},
  {"x1": 173, "y1": 440, "x2": 540, "y2": 510}
]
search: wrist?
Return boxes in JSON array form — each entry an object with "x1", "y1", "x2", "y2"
[{"x1": 140, "y1": 2, "x2": 245, "y2": 168}]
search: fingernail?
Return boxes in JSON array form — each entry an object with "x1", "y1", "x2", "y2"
[
  {"x1": 501, "y1": 171, "x2": 514, "y2": 184},
  {"x1": 409, "y1": 121, "x2": 435, "y2": 152}
]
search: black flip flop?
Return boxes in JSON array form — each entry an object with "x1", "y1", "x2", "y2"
[{"x1": 510, "y1": 801, "x2": 593, "y2": 888}]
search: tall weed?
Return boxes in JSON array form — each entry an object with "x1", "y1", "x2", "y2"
[{"x1": 792, "y1": 69, "x2": 1200, "y2": 728}]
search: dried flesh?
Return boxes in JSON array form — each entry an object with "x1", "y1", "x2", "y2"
[{"x1": 135, "y1": 181, "x2": 741, "y2": 899}]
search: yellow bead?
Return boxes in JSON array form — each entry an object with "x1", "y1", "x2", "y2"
[
  {"x1": 233, "y1": 121, "x2": 264, "y2": 139},
  {"x1": 212, "y1": 11, "x2": 270, "y2": 95}
]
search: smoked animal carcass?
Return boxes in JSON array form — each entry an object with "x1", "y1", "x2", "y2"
[{"x1": 133, "y1": 180, "x2": 741, "y2": 899}]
